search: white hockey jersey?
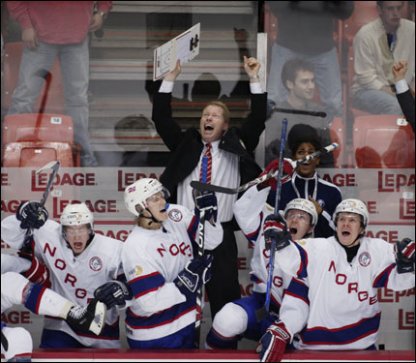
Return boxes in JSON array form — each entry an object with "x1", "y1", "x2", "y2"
[
  {"x1": 233, "y1": 186, "x2": 299, "y2": 314},
  {"x1": 277, "y1": 236, "x2": 415, "y2": 350},
  {"x1": 1, "y1": 215, "x2": 124, "y2": 348},
  {"x1": 122, "y1": 203, "x2": 223, "y2": 343}
]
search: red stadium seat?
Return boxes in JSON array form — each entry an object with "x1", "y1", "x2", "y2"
[
  {"x1": 2, "y1": 113, "x2": 80, "y2": 167},
  {"x1": 2, "y1": 42, "x2": 65, "y2": 114},
  {"x1": 353, "y1": 114, "x2": 415, "y2": 168},
  {"x1": 342, "y1": 1, "x2": 379, "y2": 47},
  {"x1": 3, "y1": 142, "x2": 75, "y2": 167}
]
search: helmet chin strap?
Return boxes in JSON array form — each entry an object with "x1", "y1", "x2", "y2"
[{"x1": 139, "y1": 208, "x2": 163, "y2": 229}]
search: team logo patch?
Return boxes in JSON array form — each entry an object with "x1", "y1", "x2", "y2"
[
  {"x1": 317, "y1": 199, "x2": 325, "y2": 208},
  {"x1": 168, "y1": 209, "x2": 183, "y2": 222},
  {"x1": 358, "y1": 252, "x2": 371, "y2": 267},
  {"x1": 89, "y1": 256, "x2": 103, "y2": 271},
  {"x1": 134, "y1": 265, "x2": 143, "y2": 276}
]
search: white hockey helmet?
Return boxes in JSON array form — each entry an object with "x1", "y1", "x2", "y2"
[
  {"x1": 284, "y1": 198, "x2": 318, "y2": 226},
  {"x1": 124, "y1": 178, "x2": 170, "y2": 216},
  {"x1": 60, "y1": 202, "x2": 94, "y2": 227},
  {"x1": 333, "y1": 199, "x2": 369, "y2": 227}
]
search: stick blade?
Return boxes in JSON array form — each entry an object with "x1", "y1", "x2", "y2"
[{"x1": 190, "y1": 180, "x2": 237, "y2": 194}]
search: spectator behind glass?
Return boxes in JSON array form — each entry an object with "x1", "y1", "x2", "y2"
[
  {"x1": 5, "y1": 1, "x2": 112, "y2": 167},
  {"x1": 351, "y1": 1, "x2": 415, "y2": 115},
  {"x1": 392, "y1": 60, "x2": 415, "y2": 131},
  {"x1": 265, "y1": 58, "x2": 334, "y2": 167},
  {"x1": 267, "y1": 1, "x2": 354, "y2": 117}
]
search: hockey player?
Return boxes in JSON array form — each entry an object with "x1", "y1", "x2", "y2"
[
  {"x1": 95, "y1": 178, "x2": 222, "y2": 348},
  {"x1": 205, "y1": 177, "x2": 318, "y2": 349},
  {"x1": 1, "y1": 254, "x2": 106, "y2": 361},
  {"x1": 1, "y1": 201, "x2": 124, "y2": 348},
  {"x1": 258, "y1": 199, "x2": 415, "y2": 362}
]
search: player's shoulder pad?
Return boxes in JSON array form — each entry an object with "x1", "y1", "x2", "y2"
[
  {"x1": 94, "y1": 233, "x2": 125, "y2": 248},
  {"x1": 298, "y1": 237, "x2": 328, "y2": 249}
]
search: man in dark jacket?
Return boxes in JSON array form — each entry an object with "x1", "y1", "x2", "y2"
[{"x1": 152, "y1": 56, "x2": 267, "y2": 318}]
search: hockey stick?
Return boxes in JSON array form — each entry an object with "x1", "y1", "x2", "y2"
[
  {"x1": 194, "y1": 207, "x2": 205, "y2": 348},
  {"x1": 1, "y1": 330, "x2": 8, "y2": 352},
  {"x1": 265, "y1": 118, "x2": 288, "y2": 312},
  {"x1": 190, "y1": 142, "x2": 339, "y2": 195},
  {"x1": 271, "y1": 106, "x2": 327, "y2": 118},
  {"x1": 296, "y1": 142, "x2": 339, "y2": 165},
  {"x1": 36, "y1": 160, "x2": 61, "y2": 207},
  {"x1": 21, "y1": 161, "x2": 60, "y2": 252},
  {"x1": 193, "y1": 147, "x2": 211, "y2": 348}
]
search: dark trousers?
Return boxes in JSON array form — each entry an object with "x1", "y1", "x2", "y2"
[{"x1": 205, "y1": 221, "x2": 241, "y2": 318}]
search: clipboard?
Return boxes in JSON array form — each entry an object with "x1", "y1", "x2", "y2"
[{"x1": 153, "y1": 23, "x2": 201, "y2": 81}]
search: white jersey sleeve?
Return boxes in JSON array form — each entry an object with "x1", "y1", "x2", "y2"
[
  {"x1": 278, "y1": 276, "x2": 310, "y2": 339},
  {"x1": 369, "y1": 237, "x2": 415, "y2": 291},
  {"x1": 1, "y1": 254, "x2": 30, "y2": 274},
  {"x1": 1, "y1": 215, "x2": 28, "y2": 250},
  {"x1": 234, "y1": 186, "x2": 270, "y2": 243}
]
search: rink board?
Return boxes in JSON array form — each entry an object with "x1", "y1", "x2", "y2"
[
  {"x1": 1, "y1": 167, "x2": 415, "y2": 352},
  {"x1": 24, "y1": 349, "x2": 416, "y2": 362}
]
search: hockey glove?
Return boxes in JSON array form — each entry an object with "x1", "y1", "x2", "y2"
[
  {"x1": 94, "y1": 280, "x2": 133, "y2": 309},
  {"x1": 18, "y1": 238, "x2": 36, "y2": 260},
  {"x1": 263, "y1": 214, "x2": 292, "y2": 251},
  {"x1": 257, "y1": 320, "x2": 290, "y2": 362},
  {"x1": 174, "y1": 253, "x2": 213, "y2": 299},
  {"x1": 395, "y1": 238, "x2": 415, "y2": 274},
  {"x1": 21, "y1": 256, "x2": 51, "y2": 288},
  {"x1": 66, "y1": 298, "x2": 106, "y2": 336},
  {"x1": 16, "y1": 201, "x2": 49, "y2": 230},
  {"x1": 194, "y1": 190, "x2": 218, "y2": 224},
  {"x1": 257, "y1": 158, "x2": 294, "y2": 191}
]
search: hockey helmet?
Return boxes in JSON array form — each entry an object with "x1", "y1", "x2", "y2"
[
  {"x1": 124, "y1": 178, "x2": 170, "y2": 216},
  {"x1": 333, "y1": 199, "x2": 369, "y2": 227},
  {"x1": 60, "y1": 202, "x2": 94, "y2": 227},
  {"x1": 284, "y1": 198, "x2": 318, "y2": 226}
]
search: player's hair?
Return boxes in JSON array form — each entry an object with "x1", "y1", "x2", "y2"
[
  {"x1": 281, "y1": 58, "x2": 315, "y2": 91},
  {"x1": 203, "y1": 100, "x2": 230, "y2": 124},
  {"x1": 288, "y1": 123, "x2": 322, "y2": 156}
]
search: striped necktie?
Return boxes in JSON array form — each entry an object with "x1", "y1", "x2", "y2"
[{"x1": 200, "y1": 143, "x2": 212, "y2": 184}]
